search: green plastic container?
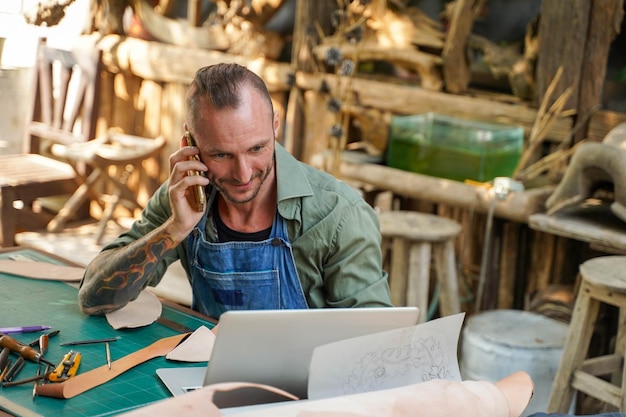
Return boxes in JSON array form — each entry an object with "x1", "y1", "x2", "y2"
[{"x1": 387, "y1": 113, "x2": 524, "y2": 182}]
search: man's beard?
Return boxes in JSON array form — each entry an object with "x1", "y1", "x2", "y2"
[{"x1": 210, "y1": 163, "x2": 274, "y2": 205}]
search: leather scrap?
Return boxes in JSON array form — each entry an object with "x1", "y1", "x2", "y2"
[
  {"x1": 106, "y1": 290, "x2": 162, "y2": 329},
  {"x1": 36, "y1": 333, "x2": 189, "y2": 399},
  {"x1": 117, "y1": 371, "x2": 533, "y2": 417},
  {"x1": 166, "y1": 325, "x2": 216, "y2": 362},
  {"x1": 0, "y1": 260, "x2": 84, "y2": 282}
]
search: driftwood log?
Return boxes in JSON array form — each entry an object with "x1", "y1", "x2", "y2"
[
  {"x1": 129, "y1": 0, "x2": 286, "y2": 59},
  {"x1": 313, "y1": 41, "x2": 443, "y2": 91},
  {"x1": 441, "y1": 0, "x2": 481, "y2": 94},
  {"x1": 339, "y1": 160, "x2": 553, "y2": 224},
  {"x1": 24, "y1": 0, "x2": 289, "y2": 60},
  {"x1": 535, "y1": 0, "x2": 624, "y2": 143},
  {"x1": 129, "y1": 0, "x2": 231, "y2": 50},
  {"x1": 312, "y1": 0, "x2": 445, "y2": 91},
  {"x1": 23, "y1": 0, "x2": 79, "y2": 26},
  {"x1": 156, "y1": 0, "x2": 289, "y2": 28}
]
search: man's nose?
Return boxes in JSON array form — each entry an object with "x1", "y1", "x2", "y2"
[{"x1": 232, "y1": 157, "x2": 252, "y2": 182}]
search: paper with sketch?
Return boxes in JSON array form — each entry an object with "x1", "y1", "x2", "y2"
[{"x1": 307, "y1": 313, "x2": 465, "y2": 400}]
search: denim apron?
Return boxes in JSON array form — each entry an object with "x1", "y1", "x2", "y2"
[{"x1": 186, "y1": 194, "x2": 308, "y2": 319}]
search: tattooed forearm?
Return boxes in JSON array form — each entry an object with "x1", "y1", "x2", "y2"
[
  {"x1": 78, "y1": 227, "x2": 179, "y2": 315},
  {"x1": 96, "y1": 233, "x2": 175, "y2": 294}
]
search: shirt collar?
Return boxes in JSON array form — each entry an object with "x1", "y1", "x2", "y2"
[{"x1": 275, "y1": 141, "x2": 314, "y2": 202}]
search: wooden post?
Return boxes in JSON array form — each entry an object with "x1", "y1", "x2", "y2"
[
  {"x1": 577, "y1": 0, "x2": 624, "y2": 141},
  {"x1": 498, "y1": 222, "x2": 522, "y2": 309},
  {"x1": 535, "y1": 0, "x2": 590, "y2": 114},
  {"x1": 301, "y1": 90, "x2": 333, "y2": 165},
  {"x1": 527, "y1": 230, "x2": 557, "y2": 297},
  {"x1": 187, "y1": 0, "x2": 202, "y2": 27},
  {"x1": 535, "y1": 0, "x2": 624, "y2": 143},
  {"x1": 442, "y1": 0, "x2": 476, "y2": 94},
  {"x1": 285, "y1": 0, "x2": 336, "y2": 160}
]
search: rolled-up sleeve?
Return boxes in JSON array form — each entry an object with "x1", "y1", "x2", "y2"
[{"x1": 323, "y1": 199, "x2": 392, "y2": 307}]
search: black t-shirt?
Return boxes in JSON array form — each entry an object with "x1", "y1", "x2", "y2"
[{"x1": 213, "y1": 197, "x2": 271, "y2": 242}]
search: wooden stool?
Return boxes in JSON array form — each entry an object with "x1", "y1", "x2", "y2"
[
  {"x1": 378, "y1": 210, "x2": 462, "y2": 322},
  {"x1": 548, "y1": 255, "x2": 626, "y2": 413}
]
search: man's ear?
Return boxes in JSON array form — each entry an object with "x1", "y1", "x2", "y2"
[{"x1": 273, "y1": 111, "x2": 281, "y2": 138}]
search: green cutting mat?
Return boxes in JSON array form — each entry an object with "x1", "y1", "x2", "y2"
[{"x1": 0, "y1": 248, "x2": 214, "y2": 417}]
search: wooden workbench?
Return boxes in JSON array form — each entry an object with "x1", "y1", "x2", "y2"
[{"x1": 0, "y1": 247, "x2": 214, "y2": 417}]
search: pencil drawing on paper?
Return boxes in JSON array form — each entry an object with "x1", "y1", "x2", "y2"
[{"x1": 344, "y1": 334, "x2": 452, "y2": 394}]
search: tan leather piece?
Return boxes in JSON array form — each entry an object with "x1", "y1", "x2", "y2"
[
  {"x1": 118, "y1": 371, "x2": 534, "y2": 417},
  {"x1": 106, "y1": 290, "x2": 162, "y2": 329},
  {"x1": 166, "y1": 325, "x2": 216, "y2": 362},
  {"x1": 36, "y1": 333, "x2": 189, "y2": 399},
  {"x1": 0, "y1": 260, "x2": 85, "y2": 282},
  {"x1": 119, "y1": 382, "x2": 298, "y2": 417}
]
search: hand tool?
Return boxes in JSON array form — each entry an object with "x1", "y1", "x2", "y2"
[
  {"x1": 156, "y1": 316, "x2": 194, "y2": 333},
  {"x1": 48, "y1": 351, "x2": 81, "y2": 382},
  {"x1": 0, "y1": 333, "x2": 55, "y2": 366},
  {"x1": 0, "y1": 358, "x2": 11, "y2": 381},
  {"x1": 3, "y1": 356, "x2": 25, "y2": 382},
  {"x1": 60, "y1": 336, "x2": 120, "y2": 346},
  {"x1": 28, "y1": 329, "x2": 60, "y2": 347},
  {"x1": 32, "y1": 365, "x2": 41, "y2": 400},
  {"x1": 1, "y1": 366, "x2": 52, "y2": 388},
  {"x1": 38, "y1": 334, "x2": 49, "y2": 357},
  {"x1": 0, "y1": 347, "x2": 9, "y2": 370},
  {"x1": 105, "y1": 342, "x2": 112, "y2": 370}
]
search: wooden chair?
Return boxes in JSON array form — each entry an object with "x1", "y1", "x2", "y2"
[
  {"x1": 47, "y1": 129, "x2": 166, "y2": 244},
  {"x1": 1, "y1": 38, "x2": 166, "y2": 246},
  {"x1": 0, "y1": 38, "x2": 101, "y2": 247}
]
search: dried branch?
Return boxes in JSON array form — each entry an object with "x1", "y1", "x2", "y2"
[
  {"x1": 513, "y1": 66, "x2": 574, "y2": 179},
  {"x1": 514, "y1": 140, "x2": 585, "y2": 183},
  {"x1": 24, "y1": 0, "x2": 77, "y2": 27}
]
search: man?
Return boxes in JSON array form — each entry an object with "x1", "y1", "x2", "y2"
[{"x1": 78, "y1": 63, "x2": 392, "y2": 319}]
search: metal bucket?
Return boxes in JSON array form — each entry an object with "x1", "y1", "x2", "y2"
[{"x1": 460, "y1": 309, "x2": 570, "y2": 416}]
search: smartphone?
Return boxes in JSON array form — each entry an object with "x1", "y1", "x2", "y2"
[{"x1": 184, "y1": 131, "x2": 207, "y2": 212}]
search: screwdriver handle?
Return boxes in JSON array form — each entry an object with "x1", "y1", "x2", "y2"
[{"x1": 0, "y1": 335, "x2": 53, "y2": 365}]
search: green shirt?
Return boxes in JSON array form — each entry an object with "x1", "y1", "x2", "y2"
[{"x1": 101, "y1": 143, "x2": 392, "y2": 308}]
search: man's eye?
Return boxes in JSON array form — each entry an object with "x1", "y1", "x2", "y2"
[
  {"x1": 251, "y1": 146, "x2": 263, "y2": 153},
  {"x1": 213, "y1": 153, "x2": 227, "y2": 159}
]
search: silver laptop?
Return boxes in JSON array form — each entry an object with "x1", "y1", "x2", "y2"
[{"x1": 157, "y1": 307, "x2": 419, "y2": 407}]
